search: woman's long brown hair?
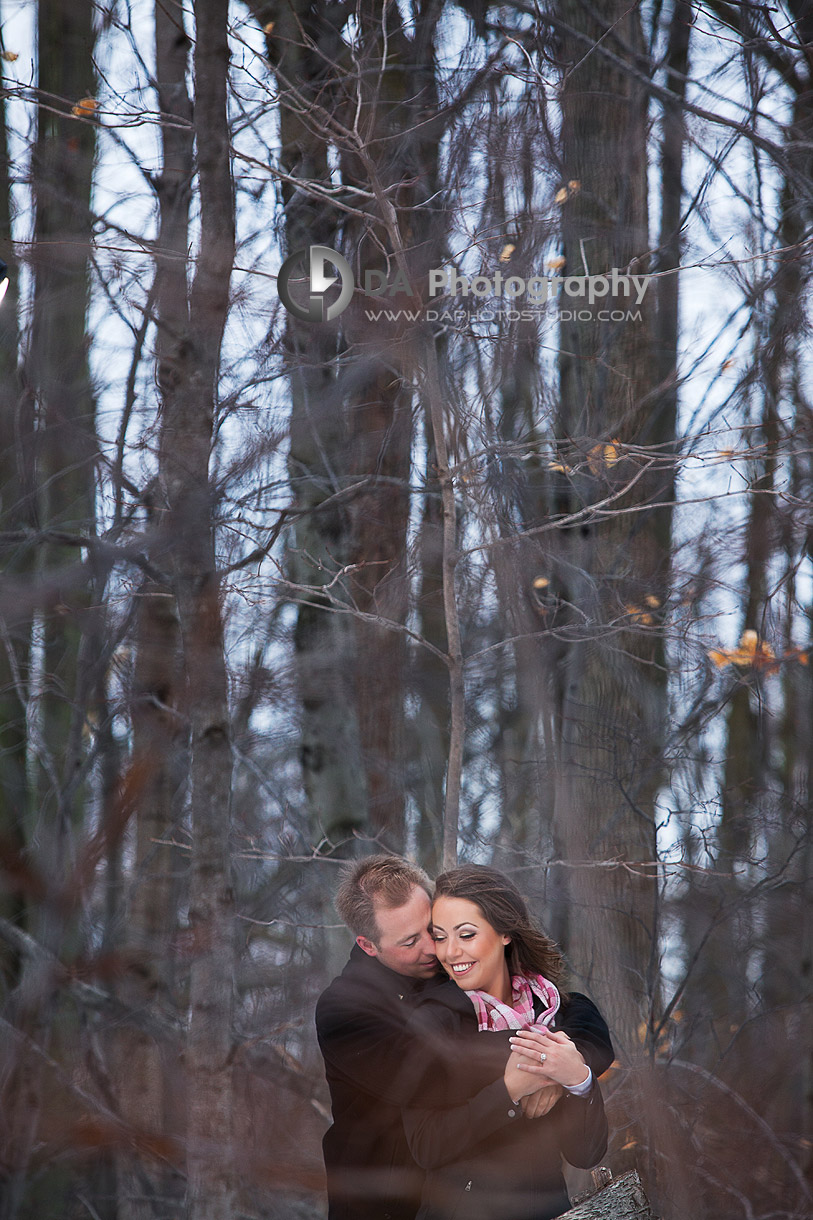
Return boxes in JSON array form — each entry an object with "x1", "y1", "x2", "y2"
[{"x1": 434, "y1": 864, "x2": 566, "y2": 990}]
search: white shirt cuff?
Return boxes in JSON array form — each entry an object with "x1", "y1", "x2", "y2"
[{"x1": 564, "y1": 1067, "x2": 593, "y2": 1096}]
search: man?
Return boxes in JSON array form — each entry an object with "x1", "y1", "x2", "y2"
[{"x1": 315, "y1": 855, "x2": 613, "y2": 1220}]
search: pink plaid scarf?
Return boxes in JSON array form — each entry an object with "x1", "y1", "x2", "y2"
[{"x1": 468, "y1": 972, "x2": 560, "y2": 1032}]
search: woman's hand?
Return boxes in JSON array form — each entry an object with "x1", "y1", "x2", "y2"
[{"x1": 508, "y1": 1026, "x2": 590, "y2": 1089}]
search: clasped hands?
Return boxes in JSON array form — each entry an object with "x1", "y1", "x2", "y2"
[{"x1": 502, "y1": 1026, "x2": 589, "y2": 1119}]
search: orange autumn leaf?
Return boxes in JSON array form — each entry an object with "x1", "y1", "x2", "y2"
[
  {"x1": 1, "y1": 51, "x2": 19, "y2": 63},
  {"x1": 554, "y1": 187, "x2": 568, "y2": 204},
  {"x1": 603, "y1": 439, "x2": 622, "y2": 466},
  {"x1": 587, "y1": 439, "x2": 622, "y2": 474},
  {"x1": 547, "y1": 255, "x2": 565, "y2": 270},
  {"x1": 707, "y1": 629, "x2": 784, "y2": 671},
  {"x1": 71, "y1": 96, "x2": 98, "y2": 117},
  {"x1": 499, "y1": 243, "x2": 516, "y2": 262},
  {"x1": 625, "y1": 605, "x2": 654, "y2": 626}
]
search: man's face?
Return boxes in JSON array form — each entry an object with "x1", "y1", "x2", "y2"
[{"x1": 357, "y1": 885, "x2": 438, "y2": 979}]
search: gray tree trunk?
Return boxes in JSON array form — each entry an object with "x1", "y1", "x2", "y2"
[
  {"x1": 256, "y1": 0, "x2": 369, "y2": 851},
  {"x1": 552, "y1": 0, "x2": 662, "y2": 1057},
  {"x1": 153, "y1": 2, "x2": 236, "y2": 1216},
  {"x1": 0, "y1": 49, "x2": 29, "y2": 987},
  {"x1": 114, "y1": 5, "x2": 192, "y2": 1215},
  {"x1": 1, "y1": 4, "x2": 97, "y2": 1217}
]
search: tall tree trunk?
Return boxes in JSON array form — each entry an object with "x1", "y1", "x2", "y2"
[
  {"x1": 155, "y1": 2, "x2": 236, "y2": 1215},
  {"x1": 490, "y1": 324, "x2": 557, "y2": 890},
  {"x1": 415, "y1": 397, "x2": 448, "y2": 874},
  {"x1": 258, "y1": 0, "x2": 369, "y2": 850},
  {"x1": 551, "y1": 0, "x2": 663, "y2": 1066},
  {"x1": 114, "y1": 4, "x2": 192, "y2": 1214},
  {"x1": 1, "y1": 5, "x2": 97, "y2": 1217},
  {"x1": 28, "y1": 0, "x2": 98, "y2": 850},
  {"x1": 342, "y1": 0, "x2": 450, "y2": 857},
  {"x1": 0, "y1": 40, "x2": 30, "y2": 987},
  {"x1": 338, "y1": 1, "x2": 436, "y2": 853}
]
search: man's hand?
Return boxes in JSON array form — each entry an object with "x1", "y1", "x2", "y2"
[{"x1": 520, "y1": 1082, "x2": 563, "y2": 1119}]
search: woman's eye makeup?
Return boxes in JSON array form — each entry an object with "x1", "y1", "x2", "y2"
[{"x1": 431, "y1": 929, "x2": 475, "y2": 942}]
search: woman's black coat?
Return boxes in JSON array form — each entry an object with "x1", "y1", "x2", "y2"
[{"x1": 404, "y1": 980, "x2": 609, "y2": 1220}]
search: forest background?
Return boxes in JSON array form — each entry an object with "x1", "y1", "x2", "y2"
[{"x1": 0, "y1": 1, "x2": 811, "y2": 1219}]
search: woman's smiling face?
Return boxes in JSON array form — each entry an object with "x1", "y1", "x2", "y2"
[{"x1": 431, "y1": 896, "x2": 512, "y2": 1003}]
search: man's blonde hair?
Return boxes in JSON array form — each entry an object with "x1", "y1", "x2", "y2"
[{"x1": 335, "y1": 854, "x2": 432, "y2": 942}]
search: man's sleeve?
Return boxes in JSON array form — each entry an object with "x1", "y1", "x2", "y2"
[
  {"x1": 556, "y1": 1080, "x2": 608, "y2": 1168},
  {"x1": 403, "y1": 1079, "x2": 522, "y2": 1170},
  {"x1": 316, "y1": 983, "x2": 474, "y2": 1109},
  {"x1": 555, "y1": 993, "x2": 614, "y2": 1078}
]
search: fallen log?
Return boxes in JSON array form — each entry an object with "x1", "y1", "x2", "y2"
[{"x1": 561, "y1": 1169, "x2": 656, "y2": 1219}]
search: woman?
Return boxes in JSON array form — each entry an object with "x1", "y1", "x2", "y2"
[{"x1": 404, "y1": 865, "x2": 609, "y2": 1220}]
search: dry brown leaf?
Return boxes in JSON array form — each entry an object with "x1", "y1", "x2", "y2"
[
  {"x1": 499, "y1": 243, "x2": 516, "y2": 262},
  {"x1": 546, "y1": 255, "x2": 565, "y2": 270},
  {"x1": 554, "y1": 187, "x2": 568, "y2": 204},
  {"x1": 1, "y1": 51, "x2": 19, "y2": 62}
]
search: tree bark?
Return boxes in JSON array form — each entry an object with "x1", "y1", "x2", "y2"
[
  {"x1": 560, "y1": 1171, "x2": 655, "y2": 1219},
  {"x1": 254, "y1": 0, "x2": 369, "y2": 852},
  {"x1": 154, "y1": 2, "x2": 236, "y2": 1216},
  {"x1": 1, "y1": 4, "x2": 97, "y2": 1216},
  {"x1": 0, "y1": 33, "x2": 29, "y2": 987},
  {"x1": 114, "y1": 6, "x2": 192, "y2": 1214},
  {"x1": 552, "y1": 0, "x2": 662, "y2": 1057}
]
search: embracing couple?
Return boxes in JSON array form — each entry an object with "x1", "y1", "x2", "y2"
[{"x1": 316, "y1": 856, "x2": 613, "y2": 1220}]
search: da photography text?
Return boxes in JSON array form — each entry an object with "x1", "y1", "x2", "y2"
[{"x1": 276, "y1": 245, "x2": 652, "y2": 323}]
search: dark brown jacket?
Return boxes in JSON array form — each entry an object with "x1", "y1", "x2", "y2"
[{"x1": 316, "y1": 948, "x2": 612, "y2": 1220}]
